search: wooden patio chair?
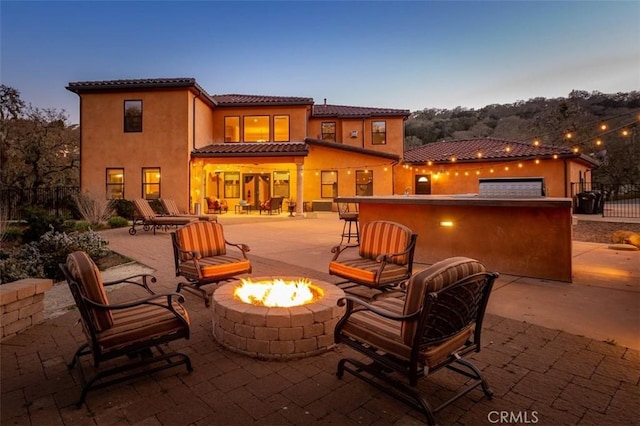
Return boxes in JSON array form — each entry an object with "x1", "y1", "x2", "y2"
[
  {"x1": 171, "y1": 221, "x2": 252, "y2": 306},
  {"x1": 334, "y1": 257, "x2": 499, "y2": 424},
  {"x1": 129, "y1": 198, "x2": 197, "y2": 235},
  {"x1": 329, "y1": 220, "x2": 417, "y2": 294},
  {"x1": 160, "y1": 198, "x2": 216, "y2": 222},
  {"x1": 59, "y1": 251, "x2": 192, "y2": 407}
]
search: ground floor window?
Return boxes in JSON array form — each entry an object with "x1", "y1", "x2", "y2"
[
  {"x1": 356, "y1": 170, "x2": 373, "y2": 196},
  {"x1": 273, "y1": 170, "x2": 290, "y2": 198},
  {"x1": 321, "y1": 170, "x2": 338, "y2": 198},
  {"x1": 142, "y1": 167, "x2": 161, "y2": 199},
  {"x1": 224, "y1": 172, "x2": 241, "y2": 198},
  {"x1": 106, "y1": 168, "x2": 124, "y2": 199}
]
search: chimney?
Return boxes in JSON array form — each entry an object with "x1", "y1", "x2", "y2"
[{"x1": 324, "y1": 98, "x2": 327, "y2": 105}]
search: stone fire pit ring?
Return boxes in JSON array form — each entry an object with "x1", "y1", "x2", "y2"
[{"x1": 211, "y1": 277, "x2": 345, "y2": 360}]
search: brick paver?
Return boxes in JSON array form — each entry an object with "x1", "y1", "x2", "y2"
[{"x1": 1, "y1": 221, "x2": 639, "y2": 425}]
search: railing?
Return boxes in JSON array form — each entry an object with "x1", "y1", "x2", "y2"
[
  {"x1": 0, "y1": 186, "x2": 80, "y2": 221},
  {"x1": 571, "y1": 182, "x2": 640, "y2": 218}
]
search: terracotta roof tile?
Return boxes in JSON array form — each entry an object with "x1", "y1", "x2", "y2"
[
  {"x1": 192, "y1": 142, "x2": 308, "y2": 157},
  {"x1": 312, "y1": 104, "x2": 410, "y2": 118},
  {"x1": 212, "y1": 94, "x2": 313, "y2": 106},
  {"x1": 403, "y1": 137, "x2": 593, "y2": 164},
  {"x1": 66, "y1": 78, "x2": 199, "y2": 91},
  {"x1": 305, "y1": 138, "x2": 400, "y2": 160}
]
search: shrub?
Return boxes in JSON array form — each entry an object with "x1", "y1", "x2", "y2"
[
  {"x1": 0, "y1": 244, "x2": 45, "y2": 284},
  {"x1": 0, "y1": 228, "x2": 110, "y2": 283},
  {"x1": 112, "y1": 199, "x2": 135, "y2": 220},
  {"x1": 20, "y1": 206, "x2": 63, "y2": 243},
  {"x1": 107, "y1": 216, "x2": 129, "y2": 228},
  {"x1": 74, "y1": 191, "x2": 115, "y2": 225},
  {"x1": 1, "y1": 226, "x2": 23, "y2": 243}
]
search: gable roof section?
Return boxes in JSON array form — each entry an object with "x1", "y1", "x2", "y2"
[
  {"x1": 403, "y1": 137, "x2": 599, "y2": 168},
  {"x1": 66, "y1": 77, "x2": 217, "y2": 107},
  {"x1": 212, "y1": 94, "x2": 313, "y2": 106},
  {"x1": 312, "y1": 104, "x2": 410, "y2": 118},
  {"x1": 305, "y1": 138, "x2": 400, "y2": 161},
  {"x1": 192, "y1": 142, "x2": 309, "y2": 158}
]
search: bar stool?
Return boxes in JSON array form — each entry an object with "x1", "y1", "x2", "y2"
[{"x1": 338, "y1": 202, "x2": 359, "y2": 244}]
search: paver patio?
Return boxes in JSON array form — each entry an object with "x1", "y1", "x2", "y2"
[{"x1": 1, "y1": 213, "x2": 639, "y2": 425}]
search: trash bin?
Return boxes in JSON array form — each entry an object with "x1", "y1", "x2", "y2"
[
  {"x1": 576, "y1": 192, "x2": 596, "y2": 214},
  {"x1": 194, "y1": 203, "x2": 201, "y2": 215},
  {"x1": 592, "y1": 190, "x2": 604, "y2": 214}
]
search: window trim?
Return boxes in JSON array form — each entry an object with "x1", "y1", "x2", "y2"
[
  {"x1": 124, "y1": 99, "x2": 142, "y2": 133},
  {"x1": 321, "y1": 121, "x2": 337, "y2": 142},
  {"x1": 142, "y1": 167, "x2": 161, "y2": 200},
  {"x1": 320, "y1": 170, "x2": 338, "y2": 199},
  {"x1": 224, "y1": 116, "x2": 240, "y2": 142},
  {"x1": 273, "y1": 115, "x2": 290, "y2": 142},
  {"x1": 372, "y1": 120, "x2": 386, "y2": 145},
  {"x1": 106, "y1": 168, "x2": 124, "y2": 200},
  {"x1": 243, "y1": 115, "x2": 270, "y2": 142}
]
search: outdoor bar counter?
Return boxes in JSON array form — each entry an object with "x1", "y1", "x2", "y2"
[{"x1": 336, "y1": 195, "x2": 573, "y2": 282}]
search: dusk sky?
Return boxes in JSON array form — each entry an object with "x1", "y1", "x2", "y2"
[{"x1": 2, "y1": 1, "x2": 639, "y2": 124}]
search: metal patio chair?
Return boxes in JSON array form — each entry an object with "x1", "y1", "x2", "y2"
[{"x1": 334, "y1": 256, "x2": 499, "y2": 424}]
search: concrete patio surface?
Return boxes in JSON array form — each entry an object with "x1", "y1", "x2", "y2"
[{"x1": 1, "y1": 212, "x2": 639, "y2": 425}]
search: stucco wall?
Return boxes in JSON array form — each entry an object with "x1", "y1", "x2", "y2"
[{"x1": 79, "y1": 89, "x2": 193, "y2": 209}]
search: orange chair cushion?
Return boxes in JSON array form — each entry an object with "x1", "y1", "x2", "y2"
[
  {"x1": 97, "y1": 302, "x2": 190, "y2": 353},
  {"x1": 329, "y1": 258, "x2": 409, "y2": 287},
  {"x1": 359, "y1": 221, "x2": 412, "y2": 265},
  {"x1": 178, "y1": 255, "x2": 251, "y2": 281},
  {"x1": 66, "y1": 251, "x2": 113, "y2": 331}
]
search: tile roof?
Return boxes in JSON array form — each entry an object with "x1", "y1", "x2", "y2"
[
  {"x1": 66, "y1": 78, "x2": 201, "y2": 92},
  {"x1": 305, "y1": 138, "x2": 400, "y2": 160},
  {"x1": 212, "y1": 94, "x2": 314, "y2": 106},
  {"x1": 192, "y1": 142, "x2": 309, "y2": 157},
  {"x1": 403, "y1": 137, "x2": 598, "y2": 167},
  {"x1": 312, "y1": 104, "x2": 410, "y2": 118}
]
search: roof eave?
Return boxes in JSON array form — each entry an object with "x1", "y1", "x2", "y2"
[{"x1": 305, "y1": 138, "x2": 400, "y2": 161}]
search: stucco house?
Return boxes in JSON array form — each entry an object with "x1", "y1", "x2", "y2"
[
  {"x1": 399, "y1": 138, "x2": 599, "y2": 197},
  {"x1": 66, "y1": 78, "x2": 409, "y2": 214}
]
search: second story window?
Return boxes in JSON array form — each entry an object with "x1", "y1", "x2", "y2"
[
  {"x1": 225, "y1": 116, "x2": 240, "y2": 142},
  {"x1": 372, "y1": 121, "x2": 386, "y2": 145},
  {"x1": 106, "y1": 168, "x2": 124, "y2": 199},
  {"x1": 274, "y1": 115, "x2": 290, "y2": 142},
  {"x1": 124, "y1": 100, "x2": 142, "y2": 132},
  {"x1": 244, "y1": 116, "x2": 269, "y2": 142},
  {"x1": 142, "y1": 167, "x2": 160, "y2": 199},
  {"x1": 321, "y1": 122, "x2": 336, "y2": 142}
]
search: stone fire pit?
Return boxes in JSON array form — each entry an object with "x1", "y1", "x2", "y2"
[{"x1": 211, "y1": 277, "x2": 345, "y2": 359}]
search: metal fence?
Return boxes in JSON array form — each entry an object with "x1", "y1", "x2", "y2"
[
  {"x1": 571, "y1": 182, "x2": 640, "y2": 218},
  {"x1": 0, "y1": 186, "x2": 80, "y2": 221}
]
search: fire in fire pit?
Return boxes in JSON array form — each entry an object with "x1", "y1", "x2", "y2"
[
  {"x1": 234, "y1": 277, "x2": 323, "y2": 307},
  {"x1": 212, "y1": 277, "x2": 345, "y2": 359}
]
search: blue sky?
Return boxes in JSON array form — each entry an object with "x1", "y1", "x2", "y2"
[{"x1": 2, "y1": 1, "x2": 639, "y2": 124}]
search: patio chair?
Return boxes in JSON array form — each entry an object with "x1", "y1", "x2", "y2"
[
  {"x1": 172, "y1": 221, "x2": 252, "y2": 306},
  {"x1": 329, "y1": 220, "x2": 417, "y2": 294},
  {"x1": 59, "y1": 251, "x2": 192, "y2": 407},
  {"x1": 334, "y1": 256, "x2": 499, "y2": 424},
  {"x1": 206, "y1": 197, "x2": 228, "y2": 214},
  {"x1": 259, "y1": 196, "x2": 284, "y2": 215},
  {"x1": 160, "y1": 198, "x2": 216, "y2": 222},
  {"x1": 129, "y1": 198, "x2": 197, "y2": 235}
]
